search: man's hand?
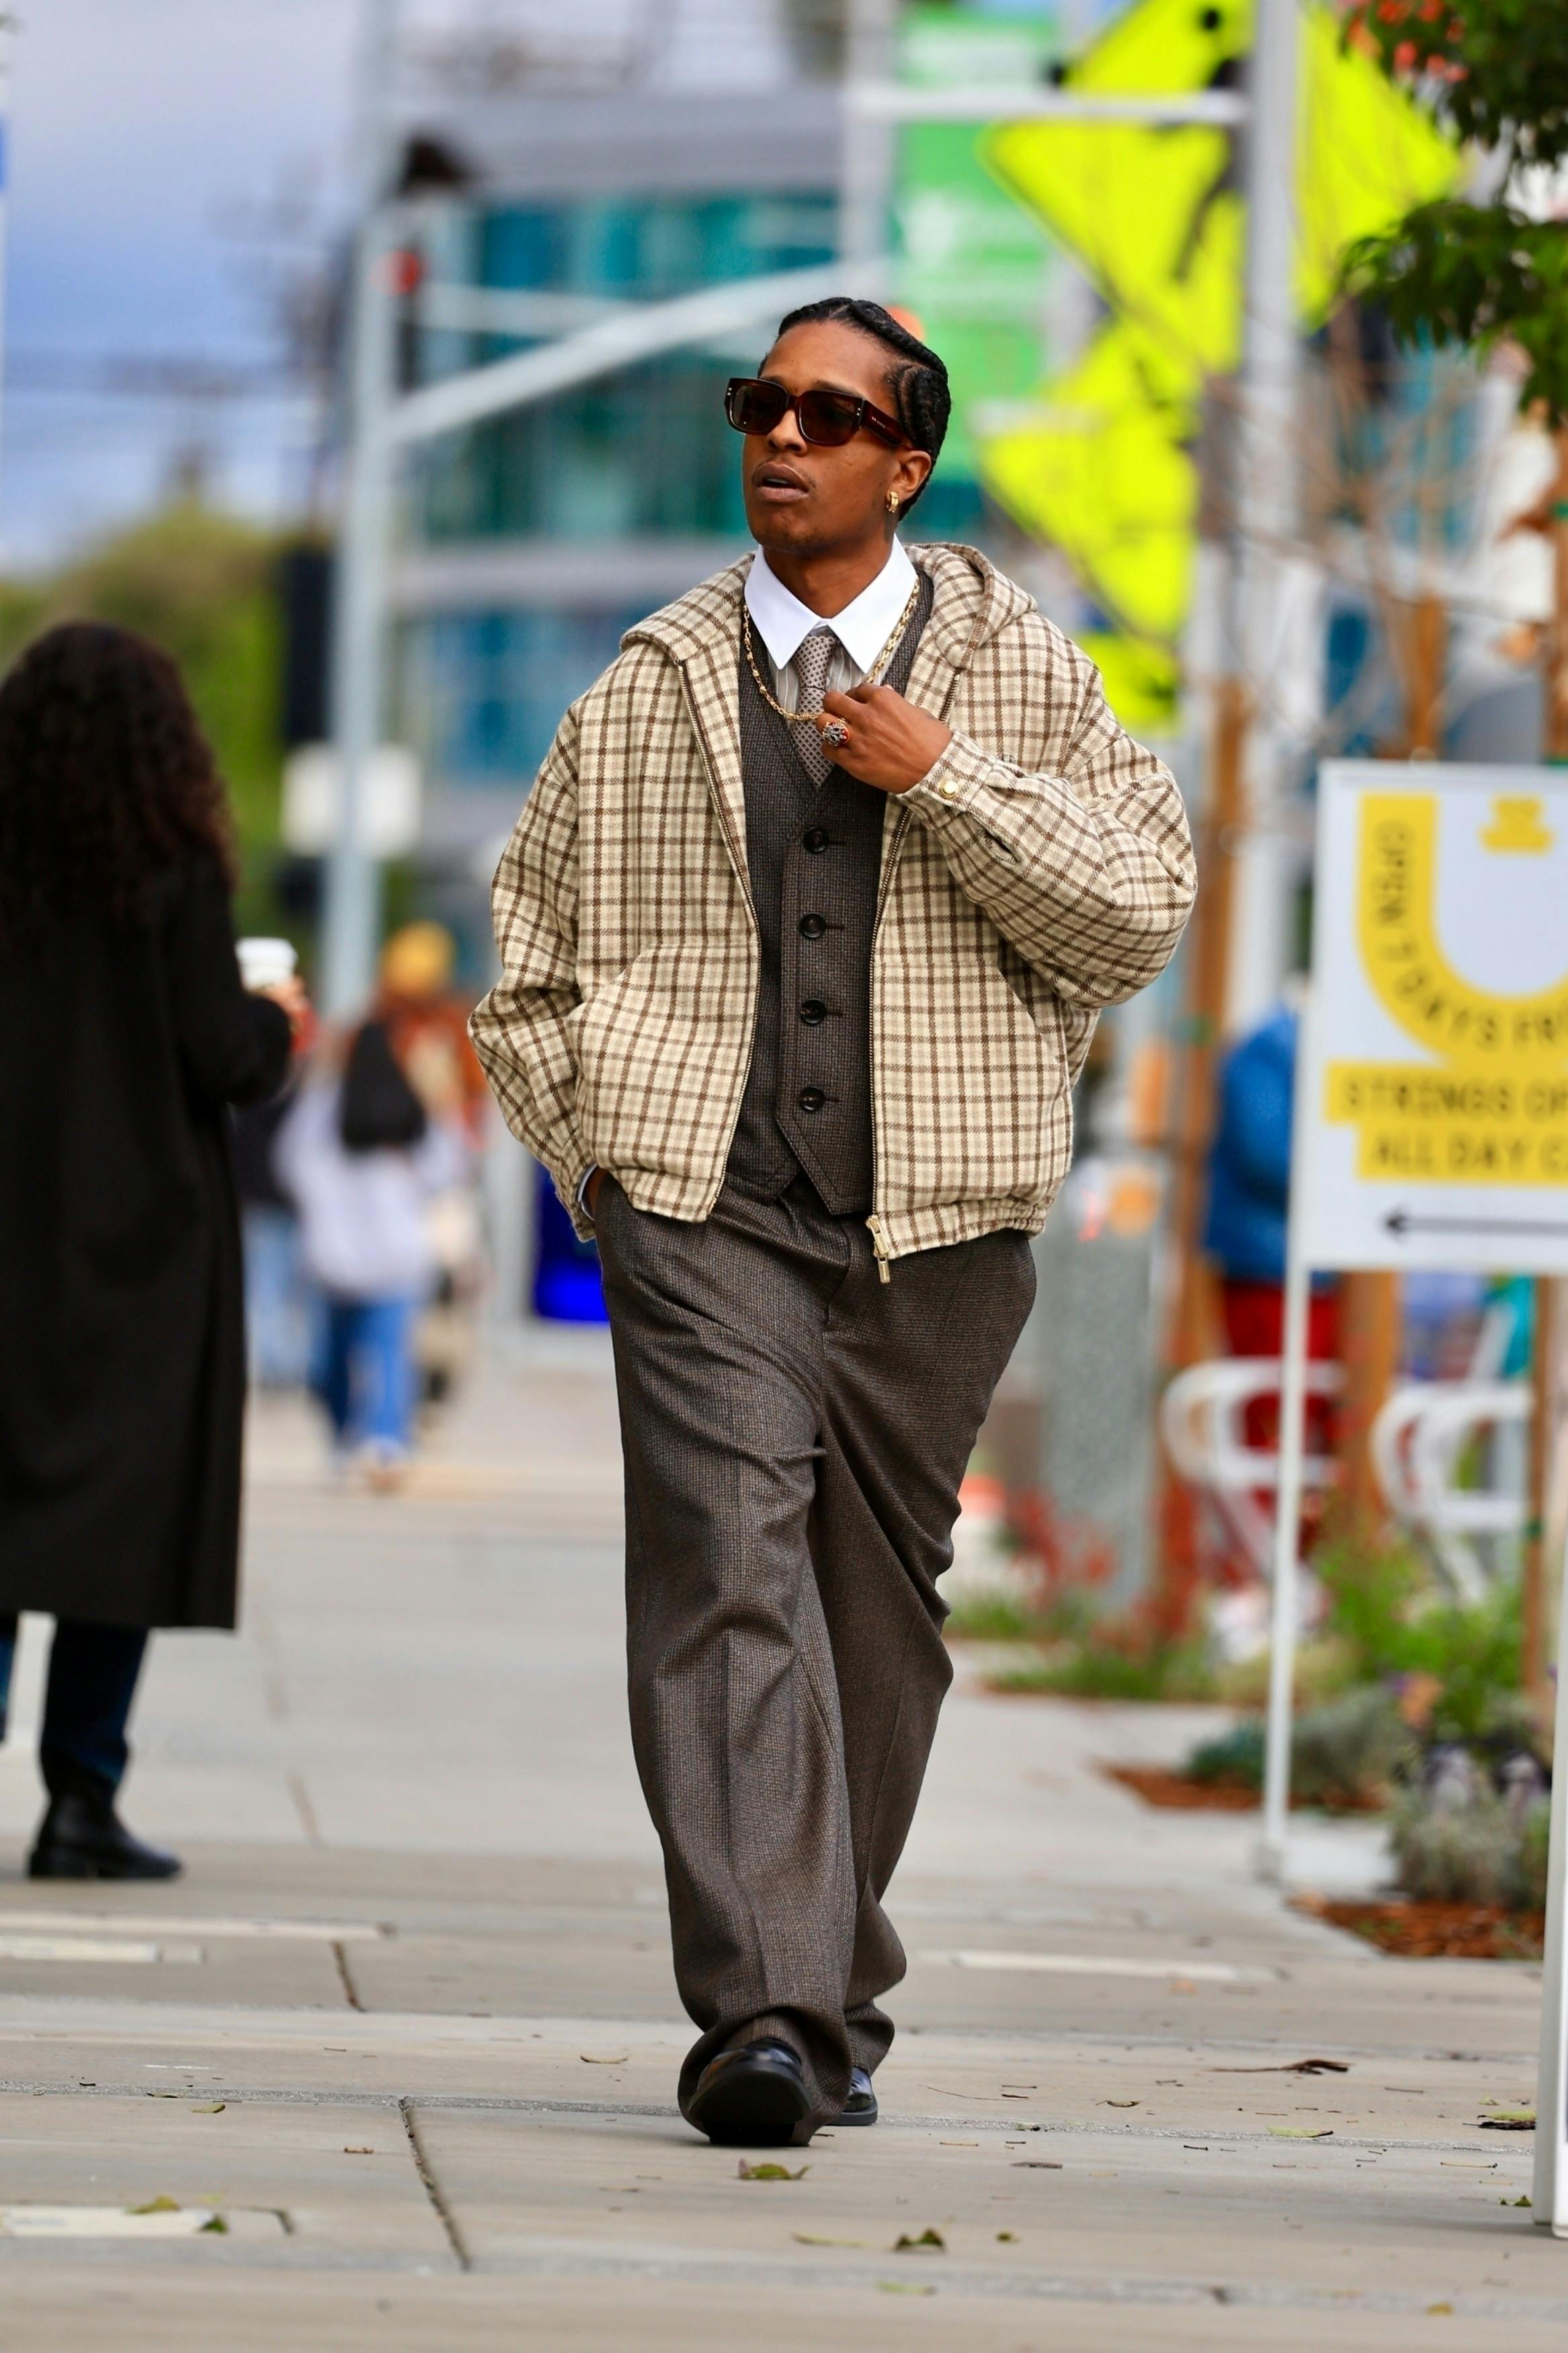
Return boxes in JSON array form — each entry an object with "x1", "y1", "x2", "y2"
[
  {"x1": 585, "y1": 1168, "x2": 606, "y2": 1220},
  {"x1": 818, "y1": 684, "x2": 952, "y2": 796}
]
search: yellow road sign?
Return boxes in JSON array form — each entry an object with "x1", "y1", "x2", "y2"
[{"x1": 971, "y1": 0, "x2": 1458, "y2": 729}]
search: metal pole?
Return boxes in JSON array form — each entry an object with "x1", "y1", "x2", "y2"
[
  {"x1": 1224, "y1": 0, "x2": 1301, "y2": 1035},
  {"x1": 321, "y1": 0, "x2": 401, "y2": 1018},
  {"x1": 1534, "y1": 1513, "x2": 1568, "y2": 2232},
  {"x1": 1258, "y1": 984, "x2": 1317, "y2": 1882},
  {"x1": 0, "y1": 13, "x2": 13, "y2": 561},
  {"x1": 841, "y1": 0, "x2": 899, "y2": 268}
]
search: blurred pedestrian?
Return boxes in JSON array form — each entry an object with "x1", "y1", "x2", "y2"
[
  {"x1": 374, "y1": 920, "x2": 489, "y2": 1401},
  {"x1": 235, "y1": 1082, "x2": 313, "y2": 1389},
  {"x1": 1202, "y1": 996, "x2": 1339, "y2": 1577},
  {"x1": 376, "y1": 920, "x2": 490, "y2": 1144},
  {"x1": 276, "y1": 1021, "x2": 466, "y2": 1487},
  {"x1": 472, "y1": 298, "x2": 1194, "y2": 2145},
  {"x1": 1204, "y1": 995, "x2": 1340, "y2": 1382},
  {"x1": 0, "y1": 623, "x2": 301, "y2": 1879}
]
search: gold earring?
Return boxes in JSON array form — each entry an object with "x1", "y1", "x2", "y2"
[{"x1": 886, "y1": 491, "x2": 900, "y2": 514}]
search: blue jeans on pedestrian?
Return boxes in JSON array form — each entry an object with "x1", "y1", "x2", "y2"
[
  {"x1": 315, "y1": 1294, "x2": 418, "y2": 1458},
  {"x1": 242, "y1": 1202, "x2": 313, "y2": 1388},
  {"x1": 0, "y1": 1616, "x2": 148, "y2": 1802}
]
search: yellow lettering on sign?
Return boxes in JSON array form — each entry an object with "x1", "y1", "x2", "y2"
[
  {"x1": 1356, "y1": 795, "x2": 1568, "y2": 1065},
  {"x1": 1325, "y1": 792, "x2": 1568, "y2": 1188}
]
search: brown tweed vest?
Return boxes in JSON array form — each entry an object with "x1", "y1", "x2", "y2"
[{"x1": 725, "y1": 571, "x2": 933, "y2": 1218}]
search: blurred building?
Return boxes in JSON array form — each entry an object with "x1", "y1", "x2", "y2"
[{"x1": 386, "y1": 3, "x2": 841, "y2": 916}]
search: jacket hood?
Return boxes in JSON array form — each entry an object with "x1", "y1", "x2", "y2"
[{"x1": 622, "y1": 542, "x2": 1035, "y2": 675}]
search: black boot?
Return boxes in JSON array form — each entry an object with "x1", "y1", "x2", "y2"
[{"x1": 28, "y1": 1790, "x2": 181, "y2": 1881}]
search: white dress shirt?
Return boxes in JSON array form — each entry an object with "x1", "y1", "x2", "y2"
[{"x1": 744, "y1": 537, "x2": 919, "y2": 707}]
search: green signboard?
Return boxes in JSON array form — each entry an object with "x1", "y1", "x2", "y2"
[{"x1": 893, "y1": 7, "x2": 1061, "y2": 485}]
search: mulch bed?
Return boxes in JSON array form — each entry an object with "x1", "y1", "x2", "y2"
[
  {"x1": 1294, "y1": 1893, "x2": 1545, "y2": 1960},
  {"x1": 1102, "y1": 1763, "x2": 1260, "y2": 1810},
  {"x1": 1101, "y1": 1764, "x2": 1383, "y2": 1815}
]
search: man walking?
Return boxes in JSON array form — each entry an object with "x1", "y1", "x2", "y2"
[{"x1": 471, "y1": 298, "x2": 1194, "y2": 2147}]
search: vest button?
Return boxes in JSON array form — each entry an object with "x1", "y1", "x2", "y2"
[
  {"x1": 798, "y1": 1087, "x2": 826, "y2": 1113},
  {"x1": 798, "y1": 912, "x2": 827, "y2": 939},
  {"x1": 800, "y1": 1000, "x2": 826, "y2": 1025},
  {"x1": 802, "y1": 826, "x2": 830, "y2": 853}
]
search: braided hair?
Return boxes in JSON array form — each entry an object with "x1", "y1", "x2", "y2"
[{"x1": 771, "y1": 297, "x2": 950, "y2": 512}]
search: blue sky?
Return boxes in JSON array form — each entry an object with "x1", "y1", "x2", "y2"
[{"x1": 5, "y1": 0, "x2": 358, "y2": 565}]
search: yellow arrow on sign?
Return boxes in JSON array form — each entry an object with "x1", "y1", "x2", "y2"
[{"x1": 973, "y1": 0, "x2": 1459, "y2": 729}]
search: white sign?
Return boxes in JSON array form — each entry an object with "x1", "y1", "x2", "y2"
[
  {"x1": 1301, "y1": 761, "x2": 1568, "y2": 1276},
  {"x1": 282, "y1": 742, "x2": 422, "y2": 859}
]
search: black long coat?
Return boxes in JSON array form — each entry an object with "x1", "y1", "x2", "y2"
[{"x1": 0, "y1": 853, "x2": 292, "y2": 1629}]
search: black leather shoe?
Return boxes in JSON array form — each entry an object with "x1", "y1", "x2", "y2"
[
  {"x1": 837, "y1": 2066, "x2": 878, "y2": 2126},
  {"x1": 687, "y1": 2036, "x2": 813, "y2": 2147},
  {"x1": 28, "y1": 1792, "x2": 182, "y2": 1881}
]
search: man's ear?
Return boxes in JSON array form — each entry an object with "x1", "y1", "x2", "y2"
[{"x1": 893, "y1": 448, "x2": 933, "y2": 508}]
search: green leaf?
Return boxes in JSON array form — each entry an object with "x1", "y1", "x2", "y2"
[
  {"x1": 198, "y1": 2215, "x2": 229, "y2": 2235},
  {"x1": 736, "y1": 2159, "x2": 809, "y2": 2180},
  {"x1": 893, "y1": 2227, "x2": 946, "y2": 2251},
  {"x1": 127, "y1": 2196, "x2": 180, "y2": 2215}
]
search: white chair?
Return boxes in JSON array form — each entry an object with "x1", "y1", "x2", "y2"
[
  {"x1": 1160, "y1": 1357, "x2": 1343, "y2": 1580},
  {"x1": 1371, "y1": 1378, "x2": 1528, "y2": 1602}
]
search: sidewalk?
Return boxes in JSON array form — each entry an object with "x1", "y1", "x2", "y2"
[{"x1": 0, "y1": 1341, "x2": 1557, "y2": 2349}]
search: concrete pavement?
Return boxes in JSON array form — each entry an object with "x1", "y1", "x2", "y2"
[{"x1": 0, "y1": 1337, "x2": 1558, "y2": 2350}]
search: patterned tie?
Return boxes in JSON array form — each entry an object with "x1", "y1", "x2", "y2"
[{"x1": 790, "y1": 626, "x2": 839, "y2": 785}]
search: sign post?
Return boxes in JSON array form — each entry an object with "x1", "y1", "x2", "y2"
[
  {"x1": 1260, "y1": 760, "x2": 1568, "y2": 2215},
  {"x1": 1536, "y1": 1514, "x2": 1568, "y2": 2233},
  {"x1": 1265, "y1": 760, "x2": 1568, "y2": 1867}
]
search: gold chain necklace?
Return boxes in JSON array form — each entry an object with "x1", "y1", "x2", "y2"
[{"x1": 741, "y1": 578, "x2": 921, "y2": 728}]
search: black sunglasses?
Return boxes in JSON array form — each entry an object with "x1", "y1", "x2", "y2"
[{"x1": 725, "y1": 376, "x2": 907, "y2": 450}]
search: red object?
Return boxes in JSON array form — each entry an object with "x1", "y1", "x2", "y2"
[
  {"x1": 386, "y1": 247, "x2": 425, "y2": 298},
  {"x1": 1216, "y1": 1277, "x2": 1340, "y2": 1579},
  {"x1": 1221, "y1": 1277, "x2": 1339, "y2": 1455}
]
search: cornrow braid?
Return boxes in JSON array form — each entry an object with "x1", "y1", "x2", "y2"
[{"x1": 771, "y1": 296, "x2": 950, "y2": 512}]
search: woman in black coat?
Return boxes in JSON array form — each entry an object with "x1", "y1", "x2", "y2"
[{"x1": 0, "y1": 623, "x2": 299, "y2": 1878}]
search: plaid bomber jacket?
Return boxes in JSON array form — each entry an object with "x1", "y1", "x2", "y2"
[{"x1": 470, "y1": 542, "x2": 1196, "y2": 1267}]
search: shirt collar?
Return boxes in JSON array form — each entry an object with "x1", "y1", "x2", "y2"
[{"x1": 744, "y1": 539, "x2": 918, "y2": 674}]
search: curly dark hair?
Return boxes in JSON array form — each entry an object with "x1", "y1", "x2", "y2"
[
  {"x1": 0, "y1": 621, "x2": 237, "y2": 949},
  {"x1": 770, "y1": 297, "x2": 951, "y2": 512}
]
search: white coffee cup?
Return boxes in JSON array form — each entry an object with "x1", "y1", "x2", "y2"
[{"x1": 237, "y1": 936, "x2": 298, "y2": 993}]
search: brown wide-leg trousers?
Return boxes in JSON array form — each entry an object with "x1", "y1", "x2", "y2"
[{"x1": 593, "y1": 1174, "x2": 1035, "y2": 2128}]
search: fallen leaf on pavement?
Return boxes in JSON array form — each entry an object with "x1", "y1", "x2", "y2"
[
  {"x1": 1104, "y1": 2099, "x2": 1139, "y2": 2109},
  {"x1": 1426, "y1": 2302, "x2": 1453, "y2": 2315},
  {"x1": 128, "y1": 2197, "x2": 181, "y2": 2215},
  {"x1": 1479, "y1": 2111, "x2": 1535, "y2": 2130},
  {"x1": 1267, "y1": 2127, "x2": 1333, "y2": 2140},
  {"x1": 1012, "y1": 2161, "x2": 1063, "y2": 2169},
  {"x1": 737, "y1": 2160, "x2": 808, "y2": 2181},
  {"x1": 996, "y1": 2231, "x2": 1018, "y2": 2243},
  {"x1": 190, "y1": 2103, "x2": 226, "y2": 2114},
  {"x1": 579, "y1": 2055, "x2": 630, "y2": 2065},
  {"x1": 893, "y1": 2227, "x2": 946, "y2": 2251},
  {"x1": 198, "y1": 2215, "x2": 228, "y2": 2235},
  {"x1": 1502, "y1": 2195, "x2": 1532, "y2": 2207},
  {"x1": 343, "y1": 2146, "x2": 374, "y2": 2155},
  {"x1": 794, "y1": 2232, "x2": 868, "y2": 2247},
  {"x1": 878, "y1": 2283, "x2": 935, "y2": 2296}
]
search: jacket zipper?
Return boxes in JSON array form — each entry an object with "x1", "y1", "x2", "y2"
[{"x1": 866, "y1": 1212, "x2": 893, "y2": 1283}]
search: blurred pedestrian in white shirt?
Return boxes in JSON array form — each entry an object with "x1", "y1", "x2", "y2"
[{"x1": 277, "y1": 1022, "x2": 466, "y2": 1483}]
